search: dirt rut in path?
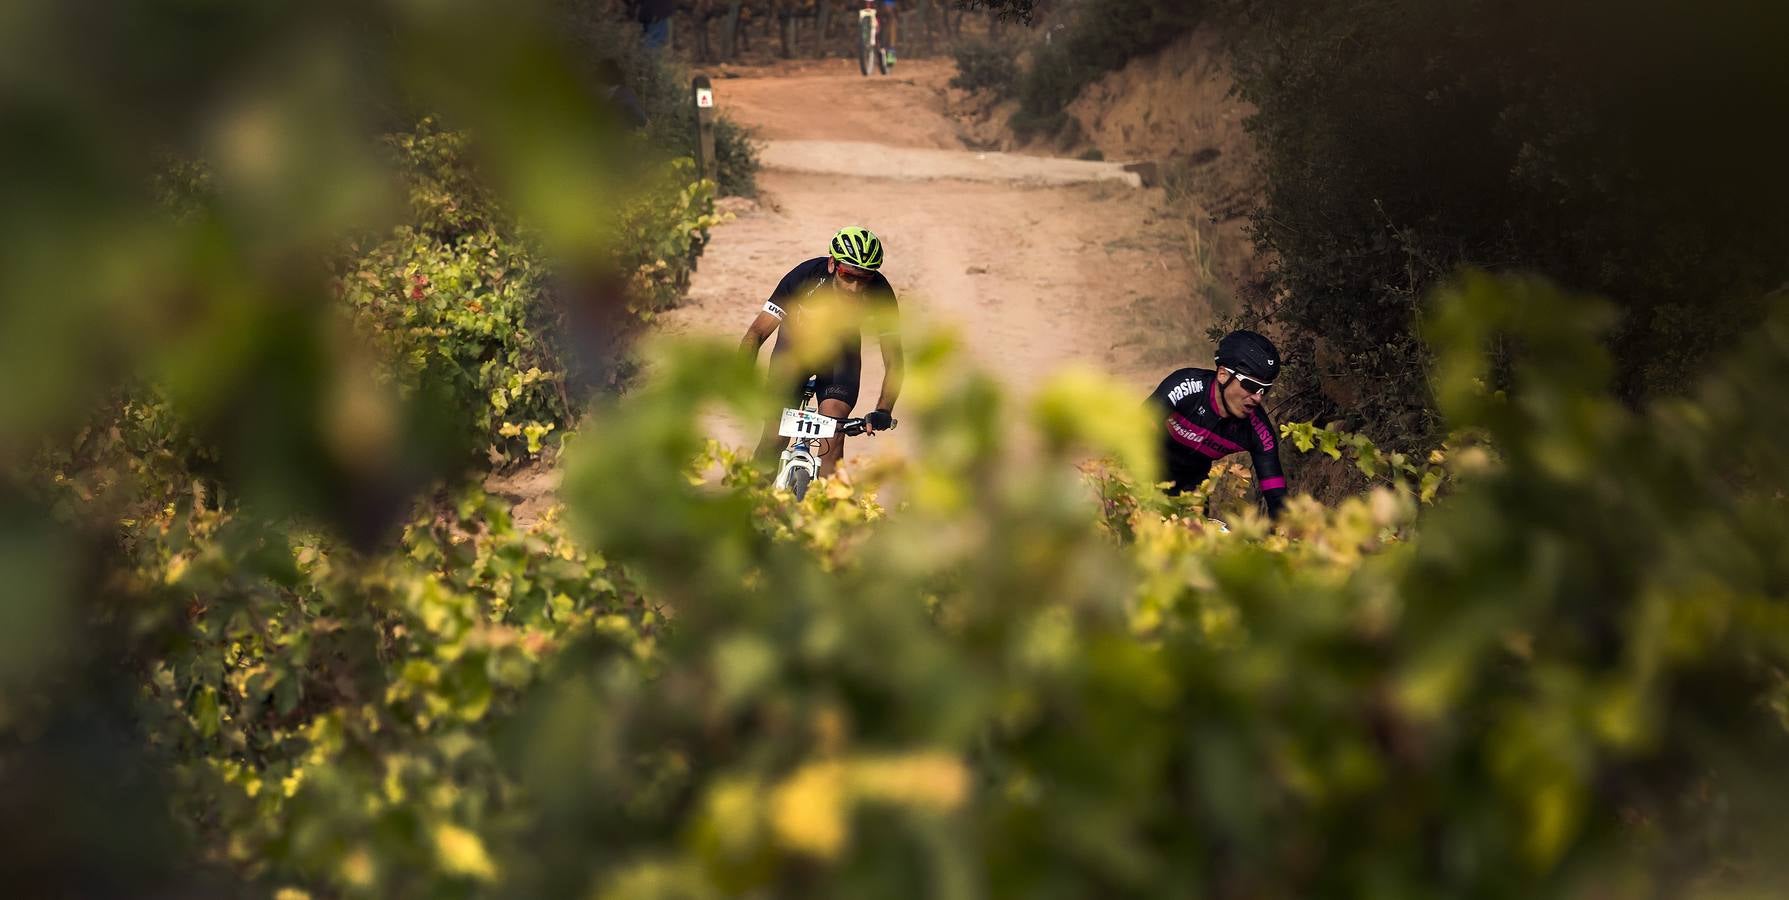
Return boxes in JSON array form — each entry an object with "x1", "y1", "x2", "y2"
[{"x1": 660, "y1": 58, "x2": 1209, "y2": 464}]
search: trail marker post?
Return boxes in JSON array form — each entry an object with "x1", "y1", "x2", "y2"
[
  {"x1": 690, "y1": 75, "x2": 719, "y2": 272},
  {"x1": 692, "y1": 75, "x2": 718, "y2": 185}
]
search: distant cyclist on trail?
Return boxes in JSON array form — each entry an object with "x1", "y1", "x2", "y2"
[
  {"x1": 739, "y1": 226, "x2": 903, "y2": 477},
  {"x1": 1143, "y1": 330, "x2": 1289, "y2": 520}
]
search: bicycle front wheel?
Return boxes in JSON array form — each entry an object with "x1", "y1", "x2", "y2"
[
  {"x1": 787, "y1": 466, "x2": 812, "y2": 501},
  {"x1": 859, "y1": 20, "x2": 874, "y2": 76}
]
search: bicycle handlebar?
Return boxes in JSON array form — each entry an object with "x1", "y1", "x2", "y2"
[{"x1": 838, "y1": 416, "x2": 897, "y2": 437}]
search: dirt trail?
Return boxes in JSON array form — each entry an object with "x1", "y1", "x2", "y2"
[
  {"x1": 490, "y1": 56, "x2": 1228, "y2": 520},
  {"x1": 658, "y1": 58, "x2": 1207, "y2": 464},
  {"x1": 759, "y1": 141, "x2": 1140, "y2": 187}
]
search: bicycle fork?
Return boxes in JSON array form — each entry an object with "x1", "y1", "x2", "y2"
[{"x1": 774, "y1": 441, "x2": 819, "y2": 491}]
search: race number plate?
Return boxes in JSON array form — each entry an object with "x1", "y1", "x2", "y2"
[{"x1": 778, "y1": 409, "x2": 837, "y2": 440}]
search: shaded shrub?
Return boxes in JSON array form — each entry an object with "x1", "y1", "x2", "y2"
[
  {"x1": 1215, "y1": 0, "x2": 1789, "y2": 447},
  {"x1": 1010, "y1": 0, "x2": 1205, "y2": 141},
  {"x1": 950, "y1": 37, "x2": 1021, "y2": 96}
]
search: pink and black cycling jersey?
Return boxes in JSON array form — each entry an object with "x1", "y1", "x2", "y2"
[{"x1": 1144, "y1": 367, "x2": 1288, "y2": 517}]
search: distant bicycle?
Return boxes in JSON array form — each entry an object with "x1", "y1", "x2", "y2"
[
  {"x1": 773, "y1": 376, "x2": 893, "y2": 501},
  {"x1": 857, "y1": 0, "x2": 892, "y2": 76}
]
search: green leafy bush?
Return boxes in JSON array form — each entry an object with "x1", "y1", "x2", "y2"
[
  {"x1": 341, "y1": 124, "x2": 565, "y2": 463},
  {"x1": 710, "y1": 116, "x2": 761, "y2": 199},
  {"x1": 339, "y1": 125, "x2": 719, "y2": 464},
  {"x1": 136, "y1": 492, "x2": 648, "y2": 895},
  {"x1": 613, "y1": 157, "x2": 723, "y2": 318}
]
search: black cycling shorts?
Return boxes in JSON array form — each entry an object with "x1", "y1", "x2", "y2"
[
  {"x1": 803, "y1": 356, "x2": 861, "y2": 409},
  {"x1": 771, "y1": 343, "x2": 861, "y2": 409}
]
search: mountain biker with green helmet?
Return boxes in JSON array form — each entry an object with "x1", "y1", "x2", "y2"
[
  {"x1": 1143, "y1": 330, "x2": 1289, "y2": 520},
  {"x1": 739, "y1": 226, "x2": 903, "y2": 476}
]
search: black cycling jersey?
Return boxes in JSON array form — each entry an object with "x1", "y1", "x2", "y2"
[
  {"x1": 761, "y1": 257, "x2": 898, "y2": 408},
  {"x1": 1144, "y1": 367, "x2": 1288, "y2": 518}
]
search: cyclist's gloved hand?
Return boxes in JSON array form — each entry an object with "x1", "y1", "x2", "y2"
[{"x1": 866, "y1": 409, "x2": 895, "y2": 432}]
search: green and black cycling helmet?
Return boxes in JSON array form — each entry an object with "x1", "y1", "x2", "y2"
[
  {"x1": 829, "y1": 226, "x2": 885, "y2": 271},
  {"x1": 1215, "y1": 330, "x2": 1281, "y2": 384}
]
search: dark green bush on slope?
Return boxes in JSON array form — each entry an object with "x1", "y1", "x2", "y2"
[
  {"x1": 951, "y1": 37, "x2": 1022, "y2": 96},
  {"x1": 1010, "y1": 0, "x2": 1205, "y2": 139},
  {"x1": 972, "y1": 0, "x2": 1789, "y2": 448},
  {"x1": 1214, "y1": 0, "x2": 1789, "y2": 444}
]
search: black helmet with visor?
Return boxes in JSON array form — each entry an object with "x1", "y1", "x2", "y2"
[{"x1": 1215, "y1": 330, "x2": 1280, "y2": 390}]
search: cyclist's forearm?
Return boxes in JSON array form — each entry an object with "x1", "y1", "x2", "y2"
[
  {"x1": 877, "y1": 365, "x2": 902, "y2": 410},
  {"x1": 741, "y1": 310, "x2": 780, "y2": 358},
  {"x1": 876, "y1": 343, "x2": 904, "y2": 410},
  {"x1": 740, "y1": 323, "x2": 773, "y2": 357}
]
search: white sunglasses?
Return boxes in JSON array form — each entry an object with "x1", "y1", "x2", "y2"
[{"x1": 1222, "y1": 367, "x2": 1274, "y2": 396}]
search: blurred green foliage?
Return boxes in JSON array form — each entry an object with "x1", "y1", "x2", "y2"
[
  {"x1": 136, "y1": 491, "x2": 647, "y2": 895},
  {"x1": 538, "y1": 276, "x2": 1789, "y2": 899},
  {"x1": 24, "y1": 270, "x2": 1789, "y2": 897},
  {"x1": 6, "y1": 0, "x2": 1789, "y2": 897},
  {"x1": 0, "y1": 0, "x2": 727, "y2": 887}
]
